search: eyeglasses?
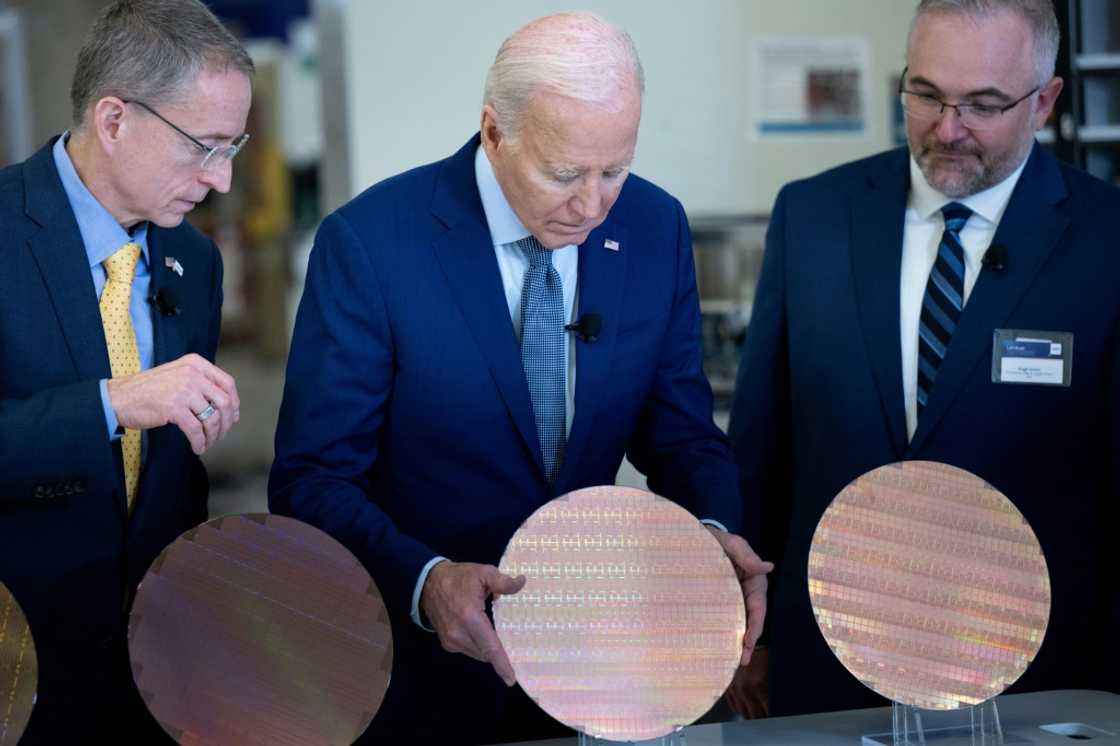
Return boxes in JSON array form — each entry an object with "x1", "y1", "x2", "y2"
[
  {"x1": 897, "y1": 67, "x2": 1038, "y2": 131},
  {"x1": 123, "y1": 99, "x2": 249, "y2": 171}
]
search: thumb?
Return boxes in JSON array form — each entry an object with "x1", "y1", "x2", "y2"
[{"x1": 483, "y1": 566, "x2": 526, "y2": 597}]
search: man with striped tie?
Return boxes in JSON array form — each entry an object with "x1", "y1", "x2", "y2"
[
  {"x1": 0, "y1": 1, "x2": 250, "y2": 742},
  {"x1": 728, "y1": 0, "x2": 1119, "y2": 720}
]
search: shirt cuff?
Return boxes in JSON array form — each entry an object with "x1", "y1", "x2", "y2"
[
  {"x1": 410, "y1": 555, "x2": 450, "y2": 631},
  {"x1": 99, "y1": 379, "x2": 123, "y2": 440},
  {"x1": 701, "y1": 518, "x2": 728, "y2": 533}
]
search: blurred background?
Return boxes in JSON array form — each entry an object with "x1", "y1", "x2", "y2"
[{"x1": 0, "y1": 0, "x2": 1112, "y2": 515}]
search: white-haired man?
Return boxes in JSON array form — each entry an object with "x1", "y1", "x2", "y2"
[
  {"x1": 272, "y1": 12, "x2": 771, "y2": 744},
  {"x1": 729, "y1": 0, "x2": 1119, "y2": 718}
]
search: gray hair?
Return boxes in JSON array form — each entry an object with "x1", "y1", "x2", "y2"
[
  {"x1": 483, "y1": 11, "x2": 645, "y2": 138},
  {"x1": 70, "y1": 0, "x2": 254, "y2": 127},
  {"x1": 910, "y1": 0, "x2": 1060, "y2": 85}
]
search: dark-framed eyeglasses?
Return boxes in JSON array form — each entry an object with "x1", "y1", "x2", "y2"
[
  {"x1": 897, "y1": 67, "x2": 1039, "y2": 131},
  {"x1": 123, "y1": 99, "x2": 250, "y2": 171}
]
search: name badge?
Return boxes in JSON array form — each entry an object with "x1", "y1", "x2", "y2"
[{"x1": 991, "y1": 329, "x2": 1073, "y2": 386}]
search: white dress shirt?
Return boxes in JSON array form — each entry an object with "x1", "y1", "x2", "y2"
[{"x1": 900, "y1": 155, "x2": 1027, "y2": 440}]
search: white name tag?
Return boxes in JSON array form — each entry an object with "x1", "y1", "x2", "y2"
[{"x1": 991, "y1": 330, "x2": 1073, "y2": 387}]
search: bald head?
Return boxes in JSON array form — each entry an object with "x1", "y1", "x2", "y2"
[{"x1": 483, "y1": 12, "x2": 645, "y2": 139}]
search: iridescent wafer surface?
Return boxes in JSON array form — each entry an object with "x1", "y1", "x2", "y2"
[
  {"x1": 128, "y1": 514, "x2": 392, "y2": 745},
  {"x1": 494, "y1": 486, "x2": 744, "y2": 741},
  {"x1": 808, "y1": 461, "x2": 1050, "y2": 710},
  {"x1": 0, "y1": 582, "x2": 35, "y2": 746}
]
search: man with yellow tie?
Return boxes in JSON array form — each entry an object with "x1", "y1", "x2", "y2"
[{"x1": 0, "y1": 1, "x2": 252, "y2": 741}]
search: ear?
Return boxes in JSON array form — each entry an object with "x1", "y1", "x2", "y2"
[
  {"x1": 1033, "y1": 76, "x2": 1063, "y2": 130},
  {"x1": 89, "y1": 96, "x2": 130, "y2": 152},
  {"x1": 480, "y1": 104, "x2": 505, "y2": 159}
]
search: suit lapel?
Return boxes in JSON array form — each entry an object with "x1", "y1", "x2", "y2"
[
  {"x1": 851, "y1": 150, "x2": 911, "y2": 458},
  {"x1": 23, "y1": 142, "x2": 112, "y2": 384},
  {"x1": 430, "y1": 137, "x2": 543, "y2": 473},
  {"x1": 555, "y1": 218, "x2": 629, "y2": 492},
  {"x1": 146, "y1": 229, "x2": 189, "y2": 365},
  {"x1": 910, "y1": 145, "x2": 1070, "y2": 451}
]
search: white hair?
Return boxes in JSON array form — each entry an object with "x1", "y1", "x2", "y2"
[
  {"x1": 483, "y1": 11, "x2": 645, "y2": 138},
  {"x1": 909, "y1": 0, "x2": 1060, "y2": 85}
]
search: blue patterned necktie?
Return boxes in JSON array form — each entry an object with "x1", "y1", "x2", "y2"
[
  {"x1": 517, "y1": 236, "x2": 567, "y2": 483},
  {"x1": 917, "y1": 202, "x2": 972, "y2": 414}
]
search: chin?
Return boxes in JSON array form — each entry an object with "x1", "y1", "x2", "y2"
[{"x1": 150, "y1": 213, "x2": 187, "y2": 229}]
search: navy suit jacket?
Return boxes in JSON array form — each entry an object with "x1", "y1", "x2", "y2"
[
  {"x1": 729, "y1": 144, "x2": 1120, "y2": 715},
  {"x1": 0, "y1": 139, "x2": 223, "y2": 743},
  {"x1": 270, "y1": 135, "x2": 740, "y2": 742}
]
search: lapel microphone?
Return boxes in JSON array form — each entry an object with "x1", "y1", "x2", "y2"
[
  {"x1": 982, "y1": 244, "x2": 1008, "y2": 272},
  {"x1": 564, "y1": 313, "x2": 602, "y2": 343},
  {"x1": 148, "y1": 286, "x2": 182, "y2": 317}
]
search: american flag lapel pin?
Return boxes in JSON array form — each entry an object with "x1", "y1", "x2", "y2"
[
  {"x1": 604, "y1": 239, "x2": 620, "y2": 252},
  {"x1": 165, "y1": 256, "x2": 184, "y2": 276}
]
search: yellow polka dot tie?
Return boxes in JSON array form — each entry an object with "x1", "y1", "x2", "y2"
[{"x1": 99, "y1": 242, "x2": 142, "y2": 510}]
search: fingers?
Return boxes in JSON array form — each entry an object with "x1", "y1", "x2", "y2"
[
  {"x1": 169, "y1": 355, "x2": 238, "y2": 453},
  {"x1": 743, "y1": 575, "x2": 769, "y2": 658},
  {"x1": 108, "y1": 353, "x2": 239, "y2": 452},
  {"x1": 422, "y1": 563, "x2": 522, "y2": 687},
  {"x1": 705, "y1": 529, "x2": 773, "y2": 664},
  {"x1": 171, "y1": 405, "x2": 207, "y2": 455},
  {"x1": 465, "y1": 613, "x2": 517, "y2": 686}
]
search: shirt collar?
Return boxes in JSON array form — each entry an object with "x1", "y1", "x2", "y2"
[
  {"x1": 52, "y1": 132, "x2": 149, "y2": 270},
  {"x1": 474, "y1": 144, "x2": 535, "y2": 246},
  {"x1": 907, "y1": 151, "x2": 1028, "y2": 227}
]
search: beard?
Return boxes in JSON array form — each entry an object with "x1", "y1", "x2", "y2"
[{"x1": 910, "y1": 131, "x2": 1034, "y2": 199}]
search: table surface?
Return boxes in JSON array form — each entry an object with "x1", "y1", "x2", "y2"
[{"x1": 493, "y1": 690, "x2": 1120, "y2": 745}]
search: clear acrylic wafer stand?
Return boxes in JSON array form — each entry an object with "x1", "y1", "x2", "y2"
[
  {"x1": 863, "y1": 699, "x2": 1003, "y2": 746},
  {"x1": 579, "y1": 727, "x2": 686, "y2": 746}
]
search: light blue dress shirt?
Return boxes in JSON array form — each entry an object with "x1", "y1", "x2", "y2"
[
  {"x1": 52, "y1": 134, "x2": 153, "y2": 439},
  {"x1": 409, "y1": 146, "x2": 726, "y2": 629}
]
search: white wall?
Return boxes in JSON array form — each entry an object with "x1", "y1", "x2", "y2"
[{"x1": 327, "y1": 0, "x2": 916, "y2": 216}]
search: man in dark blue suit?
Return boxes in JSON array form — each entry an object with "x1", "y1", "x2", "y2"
[
  {"x1": 0, "y1": 1, "x2": 251, "y2": 742},
  {"x1": 728, "y1": 0, "x2": 1118, "y2": 720},
  {"x1": 271, "y1": 11, "x2": 772, "y2": 744}
]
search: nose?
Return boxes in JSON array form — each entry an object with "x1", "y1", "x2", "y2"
[
  {"x1": 199, "y1": 158, "x2": 234, "y2": 194},
  {"x1": 934, "y1": 105, "x2": 969, "y2": 142},
  {"x1": 570, "y1": 177, "x2": 604, "y2": 221}
]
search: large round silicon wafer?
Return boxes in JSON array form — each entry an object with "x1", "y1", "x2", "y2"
[
  {"x1": 128, "y1": 514, "x2": 392, "y2": 745},
  {"x1": 808, "y1": 461, "x2": 1050, "y2": 710},
  {"x1": 0, "y1": 581, "x2": 36, "y2": 746},
  {"x1": 494, "y1": 486, "x2": 744, "y2": 741}
]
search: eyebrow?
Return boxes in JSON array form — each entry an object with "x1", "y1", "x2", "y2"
[
  {"x1": 906, "y1": 74, "x2": 1013, "y2": 102},
  {"x1": 546, "y1": 160, "x2": 634, "y2": 176}
]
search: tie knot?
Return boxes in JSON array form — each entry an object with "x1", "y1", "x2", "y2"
[
  {"x1": 104, "y1": 242, "x2": 142, "y2": 285},
  {"x1": 516, "y1": 236, "x2": 553, "y2": 268},
  {"x1": 941, "y1": 203, "x2": 972, "y2": 234}
]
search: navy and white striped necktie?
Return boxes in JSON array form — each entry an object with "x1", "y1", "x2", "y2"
[{"x1": 917, "y1": 202, "x2": 972, "y2": 414}]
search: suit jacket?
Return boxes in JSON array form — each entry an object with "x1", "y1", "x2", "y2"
[
  {"x1": 0, "y1": 139, "x2": 224, "y2": 743},
  {"x1": 269, "y1": 134, "x2": 741, "y2": 743},
  {"x1": 729, "y1": 143, "x2": 1120, "y2": 716}
]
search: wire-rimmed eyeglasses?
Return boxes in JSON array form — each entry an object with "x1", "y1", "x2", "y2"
[
  {"x1": 123, "y1": 99, "x2": 249, "y2": 171},
  {"x1": 897, "y1": 67, "x2": 1038, "y2": 131}
]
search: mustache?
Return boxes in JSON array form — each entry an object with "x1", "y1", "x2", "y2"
[{"x1": 920, "y1": 140, "x2": 981, "y2": 158}]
